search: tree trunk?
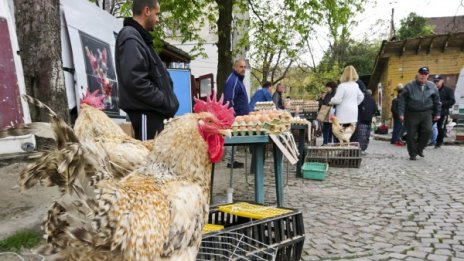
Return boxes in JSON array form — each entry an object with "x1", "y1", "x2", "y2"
[
  {"x1": 14, "y1": 0, "x2": 69, "y2": 124},
  {"x1": 215, "y1": 0, "x2": 233, "y2": 95}
]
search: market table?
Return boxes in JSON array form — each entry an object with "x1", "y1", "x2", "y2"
[{"x1": 210, "y1": 135, "x2": 284, "y2": 207}]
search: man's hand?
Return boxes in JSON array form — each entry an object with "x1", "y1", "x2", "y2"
[
  {"x1": 433, "y1": 115, "x2": 441, "y2": 121},
  {"x1": 399, "y1": 115, "x2": 404, "y2": 122}
]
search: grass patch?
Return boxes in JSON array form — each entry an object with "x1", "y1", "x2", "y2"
[
  {"x1": 0, "y1": 230, "x2": 42, "y2": 252},
  {"x1": 408, "y1": 214, "x2": 415, "y2": 221}
]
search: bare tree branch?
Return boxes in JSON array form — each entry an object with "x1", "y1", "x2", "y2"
[
  {"x1": 297, "y1": 64, "x2": 309, "y2": 73},
  {"x1": 251, "y1": 70, "x2": 263, "y2": 84},
  {"x1": 273, "y1": 60, "x2": 293, "y2": 83},
  {"x1": 247, "y1": 0, "x2": 265, "y2": 32},
  {"x1": 253, "y1": 67, "x2": 263, "y2": 74},
  {"x1": 305, "y1": 39, "x2": 317, "y2": 71},
  {"x1": 270, "y1": 48, "x2": 283, "y2": 83}
]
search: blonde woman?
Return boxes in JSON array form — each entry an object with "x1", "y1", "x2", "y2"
[{"x1": 330, "y1": 65, "x2": 365, "y2": 125}]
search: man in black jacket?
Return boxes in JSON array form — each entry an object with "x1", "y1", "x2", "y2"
[
  {"x1": 433, "y1": 75, "x2": 455, "y2": 148},
  {"x1": 116, "y1": 0, "x2": 179, "y2": 141},
  {"x1": 398, "y1": 67, "x2": 441, "y2": 160}
]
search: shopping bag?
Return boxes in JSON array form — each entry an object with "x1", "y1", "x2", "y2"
[{"x1": 317, "y1": 105, "x2": 332, "y2": 122}]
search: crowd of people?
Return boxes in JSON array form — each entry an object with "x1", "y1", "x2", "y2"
[
  {"x1": 396, "y1": 67, "x2": 455, "y2": 160},
  {"x1": 315, "y1": 65, "x2": 456, "y2": 160},
  {"x1": 315, "y1": 66, "x2": 378, "y2": 154},
  {"x1": 114, "y1": 0, "x2": 456, "y2": 163},
  {"x1": 220, "y1": 60, "x2": 458, "y2": 164}
]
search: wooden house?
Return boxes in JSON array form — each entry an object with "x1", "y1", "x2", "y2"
[{"x1": 368, "y1": 32, "x2": 464, "y2": 124}]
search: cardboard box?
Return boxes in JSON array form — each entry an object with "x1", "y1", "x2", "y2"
[{"x1": 119, "y1": 122, "x2": 134, "y2": 138}]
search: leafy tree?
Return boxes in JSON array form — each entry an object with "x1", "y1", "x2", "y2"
[
  {"x1": 319, "y1": 0, "x2": 364, "y2": 69},
  {"x1": 396, "y1": 12, "x2": 434, "y2": 40},
  {"x1": 246, "y1": 0, "x2": 321, "y2": 86},
  {"x1": 343, "y1": 40, "x2": 380, "y2": 75},
  {"x1": 90, "y1": 0, "x2": 215, "y2": 57},
  {"x1": 301, "y1": 38, "x2": 379, "y2": 100},
  {"x1": 89, "y1": 0, "x2": 237, "y2": 94},
  {"x1": 287, "y1": 0, "x2": 367, "y2": 99}
]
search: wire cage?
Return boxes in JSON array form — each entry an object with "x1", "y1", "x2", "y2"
[
  {"x1": 198, "y1": 204, "x2": 305, "y2": 261},
  {"x1": 306, "y1": 142, "x2": 362, "y2": 168},
  {"x1": 197, "y1": 232, "x2": 277, "y2": 261}
]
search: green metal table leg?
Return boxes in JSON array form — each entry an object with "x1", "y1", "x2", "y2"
[
  {"x1": 273, "y1": 143, "x2": 284, "y2": 207},
  {"x1": 254, "y1": 143, "x2": 265, "y2": 204}
]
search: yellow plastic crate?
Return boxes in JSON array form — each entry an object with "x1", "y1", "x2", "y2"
[
  {"x1": 218, "y1": 202, "x2": 292, "y2": 220},
  {"x1": 202, "y1": 224, "x2": 224, "y2": 234}
]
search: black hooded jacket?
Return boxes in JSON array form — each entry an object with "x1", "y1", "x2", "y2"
[{"x1": 115, "y1": 18, "x2": 179, "y2": 117}]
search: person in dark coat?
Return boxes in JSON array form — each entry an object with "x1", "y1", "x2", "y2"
[
  {"x1": 356, "y1": 89, "x2": 379, "y2": 153},
  {"x1": 398, "y1": 67, "x2": 441, "y2": 160},
  {"x1": 223, "y1": 59, "x2": 249, "y2": 117},
  {"x1": 115, "y1": 0, "x2": 179, "y2": 140},
  {"x1": 433, "y1": 75, "x2": 455, "y2": 148},
  {"x1": 390, "y1": 84, "x2": 405, "y2": 146},
  {"x1": 272, "y1": 83, "x2": 285, "y2": 110},
  {"x1": 318, "y1": 81, "x2": 337, "y2": 145},
  {"x1": 249, "y1": 81, "x2": 273, "y2": 111},
  {"x1": 223, "y1": 59, "x2": 249, "y2": 168}
]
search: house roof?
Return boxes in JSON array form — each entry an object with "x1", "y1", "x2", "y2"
[
  {"x1": 368, "y1": 32, "x2": 464, "y2": 89},
  {"x1": 159, "y1": 40, "x2": 191, "y2": 64},
  {"x1": 427, "y1": 16, "x2": 464, "y2": 34}
]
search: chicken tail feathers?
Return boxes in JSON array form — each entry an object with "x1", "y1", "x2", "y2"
[
  {"x1": 23, "y1": 94, "x2": 57, "y2": 116},
  {"x1": 21, "y1": 95, "x2": 79, "y2": 146},
  {"x1": 39, "y1": 198, "x2": 113, "y2": 257},
  {"x1": 0, "y1": 122, "x2": 56, "y2": 140},
  {"x1": 19, "y1": 132, "x2": 116, "y2": 193}
]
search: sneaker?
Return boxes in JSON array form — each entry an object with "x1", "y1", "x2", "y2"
[
  {"x1": 409, "y1": 155, "x2": 417, "y2": 160},
  {"x1": 361, "y1": 151, "x2": 367, "y2": 156},
  {"x1": 434, "y1": 144, "x2": 442, "y2": 149},
  {"x1": 395, "y1": 141, "x2": 405, "y2": 147},
  {"x1": 418, "y1": 151, "x2": 424, "y2": 157},
  {"x1": 227, "y1": 161, "x2": 244, "y2": 168}
]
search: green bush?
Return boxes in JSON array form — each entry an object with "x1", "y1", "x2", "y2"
[{"x1": 0, "y1": 230, "x2": 42, "y2": 252}]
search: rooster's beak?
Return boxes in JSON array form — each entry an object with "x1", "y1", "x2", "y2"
[{"x1": 218, "y1": 129, "x2": 232, "y2": 138}]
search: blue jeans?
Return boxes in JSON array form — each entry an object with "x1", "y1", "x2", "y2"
[
  {"x1": 391, "y1": 117, "x2": 403, "y2": 144},
  {"x1": 322, "y1": 122, "x2": 333, "y2": 144}
]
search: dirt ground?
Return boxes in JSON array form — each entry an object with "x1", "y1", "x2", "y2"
[{"x1": 0, "y1": 159, "x2": 60, "y2": 240}]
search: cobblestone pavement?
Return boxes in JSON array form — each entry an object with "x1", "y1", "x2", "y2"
[{"x1": 212, "y1": 139, "x2": 464, "y2": 260}]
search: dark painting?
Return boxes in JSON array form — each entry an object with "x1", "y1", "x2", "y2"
[{"x1": 79, "y1": 31, "x2": 119, "y2": 116}]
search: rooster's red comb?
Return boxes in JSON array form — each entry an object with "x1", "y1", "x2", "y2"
[
  {"x1": 80, "y1": 89, "x2": 105, "y2": 110},
  {"x1": 193, "y1": 91, "x2": 235, "y2": 128}
]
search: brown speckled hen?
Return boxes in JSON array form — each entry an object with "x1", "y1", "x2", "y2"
[
  {"x1": 74, "y1": 91, "x2": 153, "y2": 177},
  {"x1": 30, "y1": 94, "x2": 234, "y2": 261}
]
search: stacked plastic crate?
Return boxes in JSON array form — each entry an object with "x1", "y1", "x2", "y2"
[{"x1": 198, "y1": 202, "x2": 305, "y2": 261}]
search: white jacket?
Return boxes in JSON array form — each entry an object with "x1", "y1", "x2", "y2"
[{"x1": 330, "y1": 81, "x2": 364, "y2": 124}]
